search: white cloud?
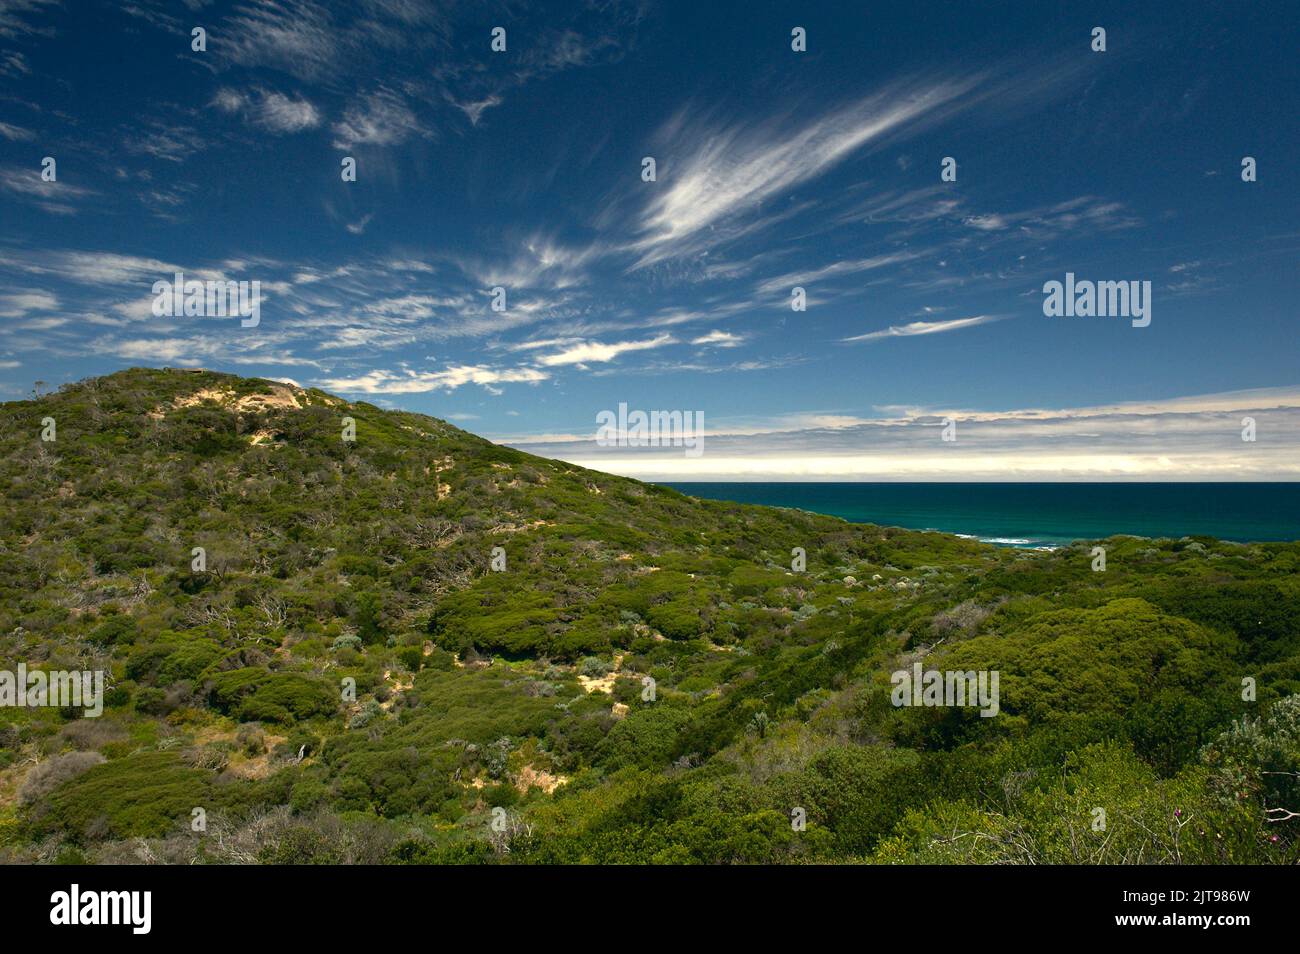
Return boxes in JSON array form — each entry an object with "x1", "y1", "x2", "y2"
[
  {"x1": 315, "y1": 326, "x2": 415, "y2": 351},
  {"x1": 755, "y1": 252, "x2": 922, "y2": 295},
  {"x1": 448, "y1": 94, "x2": 502, "y2": 126},
  {"x1": 0, "y1": 0, "x2": 58, "y2": 39},
  {"x1": 223, "y1": 0, "x2": 339, "y2": 81},
  {"x1": 0, "y1": 121, "x2": 34, "y2": 141},
  {"x1": 691, "y1": 330, "x2": 745, "y2": 348},
  {"x1": 332, "y1": 88, "x2": 426, "y2": 147},
  {"x1": 0, "y1": 164, "x2": 97, "y2": 214},
  {"x1": 213, "y1": 87, "x2": 321, "y2": 133},
  {"x1": 555, "y1": 451, "x2": 1298, "y2": 481},
  {"x1": 121, "y1": 120, "x2": 208, "y2": 164},
  {"x1": 508, "y1": 337, "x2": 579, "y2": 352},
  {"x1": 510, "y1": 387, "x2": 1300, "y2": 481},
  {"x1": 630, "y1": 77, "x2": 979, "y2": 264},
  {"x1": 102, "y1": 338, "x2": 205, "y2": 363},
  {"x1": 319, "y1": 365, "x2": 549, "y2": 394},
  {"x1": 19, "y1": 316, "x2": 66, "y2": 330},
  {"x1": 11, "y1": 250, "x2": 180, "y2": 285},
  {"x1": 0, "y1": 51, "x2": 31, "y2": 76},
  {"x1": 448, "y1": 235, "x2": 599, "y2": 291},
  {"x1": 93, "y1": 334, "x2": 324, "y2": 369},
  {"x1": 961, "y1": 196, "x2": 1140, "y2": 236},
  {"x1": 0, "y1": 290, "x2": 57, "y2": 317},
  {"x1": 843, "y1": 313, "x2": 1008, "y2": 343},
  {"x1": 536, "y1": 333, "x2": 674, "y2": 367}
]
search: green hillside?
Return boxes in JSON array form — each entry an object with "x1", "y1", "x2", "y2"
[{"x1": 1, "y1": 368, "x2": 1297, "y2": 864}]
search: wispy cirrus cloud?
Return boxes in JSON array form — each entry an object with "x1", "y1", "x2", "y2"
[
  {"x1": 121, "y1": 117, "x2": 209, "y2": 163},
  {"x1": 691, "y1": 330, "x2": 746, "y2": 348},
  {"x1": 319, "y1": 364, "x2": 548, "y2": 395},
  {"x1": 0, "y1": 163, "x2": 97, "y2": 214},
  {"x1": 960, "y1": 196, "x2": 1141, "y2": 236},
  {"x1": 0, "y1": 289, "x2": 58, "y2": 317},
  {"x1": 0, "y1": 50, "x2": 31, "y2": 76},
  {"x1": 221, "y1": 0, "x2": 340, "y2": 81},
  {"x1": 445, "y1": 235, "x2": 601, "y2": 292},
  {"x1": 843, "y1": 313, "x2": 1009, "y2": 343},
  {"x1": 7, "y1": 249, "x2": 181, "y2": 285},
  {"x1": 93, "y1": 334, "x2": 324, "y2": 369},
  {"x1": 755, "y1": 251, "x2": 923, "y2": 296},
  {"x1": 0, "y1": 0, "x2": 59, "y2": 40},
  {"x1": 437, "y1": 24, "x2": 629, "y2": 127},
  {"x1": 0, "y1": 120, "x2": 35, "y2": 141},
  {"x1": 628, "y1": 76, "x2": 981, "y2": 266}
]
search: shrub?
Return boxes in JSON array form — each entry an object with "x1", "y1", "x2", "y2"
[
  {"x1": 206, "y1": 669, "x2": 337, "y2": 724},
  {"x1": 579, "y1": 656, "x2": 610, "y2": 678},
  {"x1": 396, "y1": 645, "x2": 423, "y2": 672},
  {"x1": 18, "y1": 751, "x2": 106, "y2": 806},
  {"x1": 29, "y1": 751, "x2": 210, "y2": 841}
]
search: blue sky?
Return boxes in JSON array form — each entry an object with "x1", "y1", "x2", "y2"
[{"x1": 2, "y1": 0, "x2": 1298, "y2": 479}]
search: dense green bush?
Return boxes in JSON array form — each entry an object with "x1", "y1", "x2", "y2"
[
  {"x1": 28, "y1": 751, "x2": 210, "y2": 842},
  {"x1": 205, "y1": 669, "x2": 337, "y2": 723}
]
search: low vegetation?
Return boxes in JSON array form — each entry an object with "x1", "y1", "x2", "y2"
[{"x1": 2, "y1": 368, "x2": 1296, "y2": 864}]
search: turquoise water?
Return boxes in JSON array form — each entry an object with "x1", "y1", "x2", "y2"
[{"x1": 665, "y1": 483, "x2": 1300, "y2": 547}]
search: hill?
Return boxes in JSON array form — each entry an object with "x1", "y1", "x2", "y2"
[{"x1": 1, "y1": 368, "x2": 1298, "y2": 864}]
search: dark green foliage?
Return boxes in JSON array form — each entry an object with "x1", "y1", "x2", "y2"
[
  {"x1": 28, "y1": 752, "x2": 209, "y2": 842},
  {"x1": 205, "y1": 669, "x2": 337, "y2": 723},
  {"x1": 597, "y1": 704, "x2": 694, "y2": 770}
]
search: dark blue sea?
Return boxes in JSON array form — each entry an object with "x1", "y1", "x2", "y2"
[{"x1": 664, "y1": 482, "x2": 1300, "y2": 547}]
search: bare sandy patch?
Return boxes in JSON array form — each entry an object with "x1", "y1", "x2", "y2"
[
  {"x1": 379, "y1": 669, "x2": 414, "y2": 710},
  {"x1": 578, "y1": 653, "x2": 624, "y2": 694},
  {"x1": 515, "y1": 764, "x2": 568, "y2": 795},
  {"x1": 164, "y1": 383, "x2": 302, "y2": 419},
  {"x1": 171, "y1": 387, "x2": 235, "y2": 410},
  {"x1": 232, "y1": 386, "x2": 301, "y2": 413}
]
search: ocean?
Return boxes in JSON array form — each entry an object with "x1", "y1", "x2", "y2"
[{"x1": 664, "y1": 482, "x2": 1300, "y2": 548}]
